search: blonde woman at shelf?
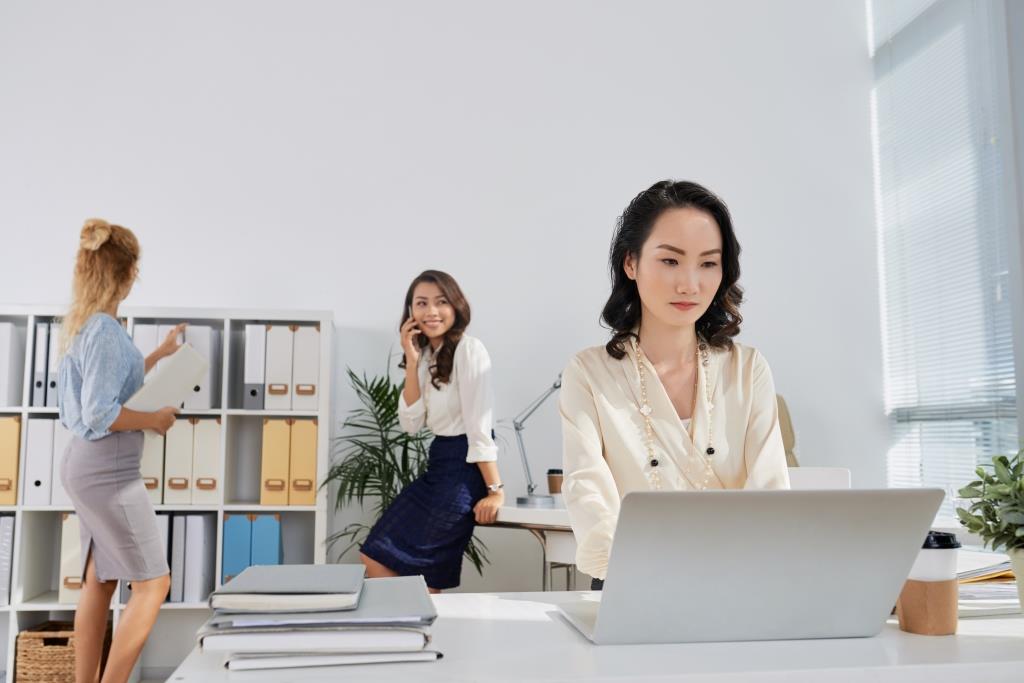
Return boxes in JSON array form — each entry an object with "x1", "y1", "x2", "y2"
[
  {"x1": 559, "y1": 180, "x2": 790, "y2": 590},
  {"x1": 359, "y1": 270, "x2": 504, "y2": 593},
  {"x1": 56, "y1": 219, "x2": 185, "y2": 683}
]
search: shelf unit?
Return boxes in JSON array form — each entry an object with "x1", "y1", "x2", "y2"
[{"x1": 0, "y1": 305, "x2": 333, "y2": 682}]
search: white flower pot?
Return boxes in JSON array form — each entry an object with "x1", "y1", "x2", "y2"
[{"x1": 1011, "y1": 548, "x2": 1024, "y2": 611}]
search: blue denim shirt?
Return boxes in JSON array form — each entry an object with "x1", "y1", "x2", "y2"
[{"x1": 58, "y1": 313, "x2": 145, "y2": 441}]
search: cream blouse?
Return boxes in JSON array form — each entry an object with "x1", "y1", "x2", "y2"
[
  {"x1": 559, "y1": 340, "x2": 790, "y2": 579},
  {"x1": 398, "y1": 334, "x2": 498, "y2": 463}
]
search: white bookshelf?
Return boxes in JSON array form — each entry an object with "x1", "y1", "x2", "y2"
[{"x1": 0, "y1": 305, "x2": 333, "y2": 682}]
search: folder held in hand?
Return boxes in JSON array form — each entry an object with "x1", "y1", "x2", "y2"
[{"x1": 126, "y1": 344, "x2": 209, "y2": 414}]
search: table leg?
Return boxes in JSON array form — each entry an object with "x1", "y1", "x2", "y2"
[{"x1": 526, "y1": 528, "x2": 548, "y2": 591}]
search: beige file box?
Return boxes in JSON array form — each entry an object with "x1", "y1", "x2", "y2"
[
  {"x1": 291, "y1": 326, "x2": 320, "y2": 411},
  {"x1": 0, "y1": 416, "x2": 20, "y2": 506},
  {"x1": 264, "y1": 325, "x2": 295, "y2": 411},
  {"x1": 164, "y1": 419, "x2": 194, "y2": 505},
  {"x1": 260, "y1": 419, "x2": 290, "y2": 506},
  {"x1": 192, "y1": 418, "x2": 221, "y2": 505},
  {"x1": 59, "y1": 512, "x2": 83, "y2": 604},
  {"x1": 140, "y1": 431, "x2": 166, "y2": 505},
  {"x1": 289, "y1": 419, "x2": 317, "y2": 506}
]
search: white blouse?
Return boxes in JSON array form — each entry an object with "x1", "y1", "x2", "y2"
[
  {"x1": 559, "y1": 340, "x2": 790, "y2": 580},
  {"x1": 398, "y1": 334, "x2": 498, "y2": 463}
]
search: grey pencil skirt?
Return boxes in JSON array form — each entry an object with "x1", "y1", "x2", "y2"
[{"x1": 60, "y1": 431, "x2": 170, "y2": 583}]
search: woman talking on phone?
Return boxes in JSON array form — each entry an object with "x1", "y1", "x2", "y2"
[{"x1": 360, "y1": 270, "x2": 504, "y2": 593}]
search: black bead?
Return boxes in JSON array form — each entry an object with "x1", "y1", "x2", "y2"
[
  {"x1": 706, "y1": 447, "x2": 715, "y2": 456},
  {"x1": 650, "y1": 459, "x2": 659, "y2": 467}
]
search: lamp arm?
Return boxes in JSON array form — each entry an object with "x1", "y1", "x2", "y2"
[{"x1": 512, "y1": 374, "x2": 563, "y2": 496}]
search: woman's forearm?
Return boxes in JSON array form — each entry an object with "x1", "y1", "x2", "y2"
[
  {"x1": 108, "y1": 406, "x2": 154, "y2": 433},
  {"x1": 476, "y1": 461, "x2": 502, "y2": 488},
  {"x1": 403, "y1": 365, "x2": 421, "y2": 407}
]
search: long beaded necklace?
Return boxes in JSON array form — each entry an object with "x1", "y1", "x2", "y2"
[{"x1": 632, "y1": 336, "x2": 716, "y2": 491}]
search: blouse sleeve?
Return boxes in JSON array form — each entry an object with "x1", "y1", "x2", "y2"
[
  {"x1": 398, "y1": 363, "x2": 427, "y2": 435},
  {"x1": 455, "y1": 338, "x2": 498, "y2": 463},
  {"x1": 559, "y1": 355, "x2": 621, "y2": 580},
  {"x1": 79, "y1": 318, "x2": 132, "y2": 437},
  {"x1": 742, "y1": 350, "x2": 791, "y2": 490}
]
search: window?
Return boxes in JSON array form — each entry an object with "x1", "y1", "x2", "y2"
[{"x1": 869, "y1": 0, "x2": 1019, "y2": 519}]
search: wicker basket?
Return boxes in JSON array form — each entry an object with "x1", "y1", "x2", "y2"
[{"x1": 15, "y1": 621, "x2": 112, "y2": 683}]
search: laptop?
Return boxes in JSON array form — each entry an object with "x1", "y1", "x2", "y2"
[{"x1": 559, "y1": 488, "x2": 943, "y2": 645}]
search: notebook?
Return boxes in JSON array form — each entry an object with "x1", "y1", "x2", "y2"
[
  {"x1": 201, "y1": 626, "x2": 430, "y2": 654},
  {"x1": 205, "y1": 575, "x2": 436, "y2": 629},
  {"x1": 226, "y1": 651, "x2": 442, "y2": 671},
  {"x1": 125, "y1": 343, "x2": 208, "y2": 413},
  {"x1": 209, "y1": 564, "x2": 366, "y2": 612}
]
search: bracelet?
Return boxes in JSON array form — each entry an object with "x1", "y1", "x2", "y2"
[{"x1": 487, "y1": 483, "x2": 504, "y2": 493}]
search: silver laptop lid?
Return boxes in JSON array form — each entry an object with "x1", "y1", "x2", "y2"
[{"x1": 594, "y1": 489, "x2": 943, "y2": 644}]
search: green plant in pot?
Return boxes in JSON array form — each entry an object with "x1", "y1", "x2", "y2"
[
  {"x1": 956, "y1": 447, "x2": 1024, "y2": 606},
  {"x1": 322, "y1": 367, "x2": 489, "y2": 575}
]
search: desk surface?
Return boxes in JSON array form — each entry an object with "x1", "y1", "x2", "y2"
[
  {"x1": 496, "y1": 505, "x2": 571, "y2": 528},
  {"x1": 170, "y1": 591, "x2": 1024, "y2": 682}
]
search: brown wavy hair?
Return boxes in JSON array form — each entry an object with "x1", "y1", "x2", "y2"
[
  {"x1": 60, "y1": 218, "x2": 140, "y2": 353},
  {"x1": 602, "y1": 180, "x2": 743, "y2": 359},
  {"x1": 398, "y1": 270, "x2": 471, "y2": 388}
]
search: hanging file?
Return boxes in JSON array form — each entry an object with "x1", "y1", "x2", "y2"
[
  {"x1": 291, "y1": 326, "x2": 319, "y2": 411},
  {"x1": 163, "y1": 419, "x2": 193, "y2": 505},
  {"x1": 0, "y1": 417, "x2": 20, "y2": 506},
  {"x1": 260, "y1": 419, "x2": 290, "y2": 506},
  {"x1": 31, "y1": 322, "x2": 48, "y2": 407},
  {"x1": 289, "y1": 419, "x2": 317, "y2": 506},
  {"x1": 191, "y1": 419, "x2": 221, "y2": 505},
  {"x1": 45, "y1": 322, "x2": 61, "y2": 407},
  {"x1": 264, "y1": 325, "x2": 294, "y2": 411},
  {"x1": 222, "y1": 514, "x2": 253, "y2": 584}
]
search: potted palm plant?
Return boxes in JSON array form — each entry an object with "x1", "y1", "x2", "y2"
[
  {"x1": 322, "y1": 367, "x2": 489, "y2": 574},
  {"x1": 956, "y1": 447, "x2": 1024, "y2": 605}
]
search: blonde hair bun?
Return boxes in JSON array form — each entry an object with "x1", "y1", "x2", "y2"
[{"x1": 80, "y1": 218, "x2": 113, "y2": 251}]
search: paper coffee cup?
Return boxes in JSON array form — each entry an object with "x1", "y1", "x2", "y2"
[
  {"x1": 547, "y1": 468, "x2": 563, "y2": 495},
  {"x1": 896, "y1": 531, "x2": 960, "y2": 635}
]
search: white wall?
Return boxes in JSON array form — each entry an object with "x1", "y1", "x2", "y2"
[{"x1": 0, "y1": 0, "x2": 881, "y2": 591}]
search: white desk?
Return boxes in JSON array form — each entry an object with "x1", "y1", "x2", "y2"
[
  {"x1": 494, "y1": 506, "x2": 576, "y2": 590},
  {"x1": 169, "y1": 591, "x2": 1024, "y2": 682}
]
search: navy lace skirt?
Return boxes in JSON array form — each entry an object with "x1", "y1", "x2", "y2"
[{"x1": 361, "y1": 434, "x2": 487, "y2": 589}]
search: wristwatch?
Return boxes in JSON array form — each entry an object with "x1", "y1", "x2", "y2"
[{"x1": 487, "y1": 483, "x2": 505, "y2": 493}]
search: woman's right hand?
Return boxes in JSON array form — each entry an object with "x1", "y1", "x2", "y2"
[
  {"x1": 400, "y1": 317, "x2": 422, "y2": 366},
  {"x1": 149, "y1": 406, "x2": 180, "y2": 435}
]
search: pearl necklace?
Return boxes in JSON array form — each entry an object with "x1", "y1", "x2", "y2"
[{"x1": 632, "y1": 337, "x2": 716, "y2": 491}]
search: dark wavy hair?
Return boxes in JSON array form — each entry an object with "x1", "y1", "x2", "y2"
[
  {"x1": 602, "y1": 180, "x2": 743, "y2": 359},
  {"x1": 398, "y1": 270, "x2": 471, "y2": 388}
]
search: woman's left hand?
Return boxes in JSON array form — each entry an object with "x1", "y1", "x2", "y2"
[{"x1": 473, "y1": 490, "x2": 504, "y2": 525}]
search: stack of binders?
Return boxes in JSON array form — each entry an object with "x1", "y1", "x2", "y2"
[
  {"x1": 198, "y1": 566, "x2": 441, "y2": 671},
  {"x1": 242, "y1": 324, "x2": 320, "y2": 411}
]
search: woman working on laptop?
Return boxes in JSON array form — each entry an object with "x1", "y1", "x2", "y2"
[
  {"x1": 560, "y1": 180, "x2": 790, "y2": 589},
  {"x1": 57, "y1": 219, "x2": 185, "y2": 682}
]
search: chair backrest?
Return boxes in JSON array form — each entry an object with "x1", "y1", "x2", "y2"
[
  {"x1": 776, "y1": 394, "x2": 798, "y2": 467},
  {"x1": 787, "y1": 467, "x2": 852, "y2": 489}
]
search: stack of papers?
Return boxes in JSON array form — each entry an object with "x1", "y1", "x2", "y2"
[
  {"x1": 198, "y1": 567, "x2": 442, "y2": 671},
  {"x1": 956, "y1": 549, "x2": 1021, "y2": 617}
]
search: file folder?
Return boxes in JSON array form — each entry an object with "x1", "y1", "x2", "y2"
[
  {"x1": 132, "y1": 324, "x2": 159, "y2": 374},
  {"x1": 264, "y1": 325, "x2": 294, "y2": 411},
  {"x1": 23, "y1": 418, "x2": 54, "y2": 506},
  {"x1": 250, "y1": 513, "x2": 282, "y2": 567},
  {"x1": 31, "y1": 322, "x2": 49, "y2": 407},
  {"x1": 163, "y1": 419, "x2": 193, "y2": 505},
  {"x1": 140, "y1": 431, "x2": 165, "y2": 505},
  {"x1": 59, "y1": 512, "x2": 82, "y2": 604},
  {"x1": 291, "y1": 326, "x2": 320, "y2": 411},
  {"x1": 191, "y1": 419, "x2": 221, "y2": 505},
  {"x1": 0, "y1": 515, "x2": 14, "y2": 605},
  {"x1": 126, "y1": 343, "x2": 209, "y2": 414},
  {"x1": 170, "y1": 515, "x2": 186, "y2": 602},
  {"x1": 243, "y1": 324, "x2": 266, "y2": 410},
  {"x1": 45, "y1": 322, "x2": 61, "y2": 407},
  {"x1": 183, "y1": 514, "x2": 217, "y2": 603},
  {"x1": 50, "y1": 422, "x2": 74, "y2": 506},
  {"x1": 0, "y1": 323, "x2": 25, "y2": 407},
  {"x1": 222, "y1": 513, "x2": 253, "y2": 583},
  {"x1": 260, "y1": 419, "x2": 290, "y2": 506},
  {"x1": 289, "y1": 419, "x2": 317, "y2": 506},
  {"x1": 184, "y1": 325, "x2": 220, "y2": 410},
  {"x1": 0, "y1": 417, "x2": 20, "y2": 506}
]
